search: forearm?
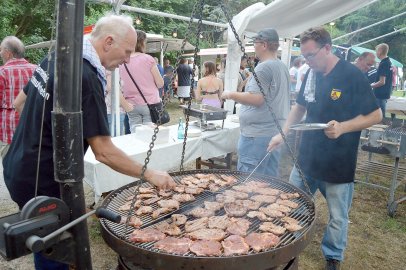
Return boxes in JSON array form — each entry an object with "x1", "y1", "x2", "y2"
[
  {"x1": 224, "y1": 91, "x2": 263, "y2": 106},
  {"x1": 282, "y1": 104, "x2": 306, "y2": 134},
  {"x1": 339, "y1": 109, "x2": 382, "y2": 133}
]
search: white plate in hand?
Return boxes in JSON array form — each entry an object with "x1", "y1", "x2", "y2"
[{"x1": 290, "y1": 123, "x2": 330, "y2": 131}]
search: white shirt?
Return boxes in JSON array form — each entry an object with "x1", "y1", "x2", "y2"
[{"x1": 296, "y1": 63, "x2": 309, "y2": 92}]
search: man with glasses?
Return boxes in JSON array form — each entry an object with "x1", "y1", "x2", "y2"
[
  {"x1": 222, "y1": 28, "x2": 290, "y2": 177},
  {"x1": 268, "y1": 27, "x2": 382, "y2": 270}
]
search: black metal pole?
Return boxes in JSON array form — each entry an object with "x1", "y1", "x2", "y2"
[{"x1": 52, "y1": 0, "x2": 92, "y2": 269}]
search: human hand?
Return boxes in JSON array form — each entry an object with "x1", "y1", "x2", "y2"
[
  {"x1": 324, "y1": 120, "x2": 343, "y2": 139},
  {"x1": 221, "y1": 92, "x2": 230, "y2": 100},
  {"x1": 145, "y1": 169, "x2": 176, "y2": 190},
  {"x1": 267, "y1": 133, "x2": 284, "y2": 152}
]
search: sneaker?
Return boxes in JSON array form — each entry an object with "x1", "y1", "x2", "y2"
[{"x1": 326, "y1": 259, "x2": 341, "y2": 270}]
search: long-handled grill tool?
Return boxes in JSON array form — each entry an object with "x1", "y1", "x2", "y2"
[{"x1": 241, "y1": 151, "x2": 271, "y2": 184}]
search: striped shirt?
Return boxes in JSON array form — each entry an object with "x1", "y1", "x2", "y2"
[{"x1": 0, "y1": 58, "x2": 37, "y2": 144}]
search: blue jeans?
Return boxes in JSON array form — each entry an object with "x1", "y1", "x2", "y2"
[
  {"x1": 107, "y1": 113, "x2": 125, "y2": 136},
  {"x1": 237, "y1": 135, "x2": 281, "y2": 177},
  {"x1": 376, "y1": 98, "x2": 387, "y2": 117},
  {"x1": 289, "y1": 166, "x2": 354, "y2": 261}
]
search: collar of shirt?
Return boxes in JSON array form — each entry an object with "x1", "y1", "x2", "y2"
[
  {"x1": 3, "y1": 58, "x2": 30, "y2": 67},
  {"x1": 82, "y1": 37, "x2": 107, "y2": 94}
]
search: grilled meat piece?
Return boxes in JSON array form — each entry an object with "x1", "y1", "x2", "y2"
[
  {"x1": 208, "y1": 183, "x2": 221, "y2": 192},
  {"x1": 226, "y1": 218, "x2": 251, "y2": 236},
  {"x1": 143, "y1": 196, "x2": 162, "y2": 205},
  {"x1": 224, "y1": 201, "x2": 248, "y2": 217},
  {"x1": 236, "y1": 199, "x2": 262, "y2": 210},
  {"x1": 137, "y1": 193, "x2": 159, "y2": 199},
  {"x1": 223, "y1": 190, "x2": 249, "y2": 199},
  {"x1": 281, "y1": 216, "x2": 299, "y2": 225},
  {"x1": 208, "y1": 215, "x2": 230, "y2": 230},
  {"x1": 259, "y1": 207, "x2": 285, "y2": 218},
  {"x1": 267, "y1": 203, "x2": 291, "y2": 214},
  {"x1": 138, "y1": 187, "x2": 156, "y2": 194},
  {"x1": 215, "y1": 194, "x2": 236, "y2": 203},
  {"x1": 154, "y1": 237, "x2": 192, "y2": 255},
  {"x1": 135, "y1": 206, "x2": 153, "y2": 216},
  {"x1": 220, "y1": 174, "x2": 237, "y2": 185},
  {"x1": 184, "y1": 187, "x2": 204, "y2": 195},
  {"x1": 120, "y1": 216, "x2": 143, "y2": 228},
  {"x1": 247, "y1": 211, "x2": 270, "y2": 221},
  {"x1": 171, "y1": 214, "x2": 188, "y2": 226},
  {"x1": 129, "y1": 228, "x2": 166, "y2": 243},
  {"x1": 255, "y1": 188, "x2": 280, "y2": 196},
  {"x1": 279, "y1": 192, "x2": 300, "y2": 200},
  {"x1": 173, "y1": 185, "x2": 186, "y2": 193},
  {"x1": 284, "y1": 223, "x2": 303, "y2": 232},
  {"x1": 189, "y1": 240, "x2": 222, "y2": 257},
  {"x1": 184, "y1": 217, "x2": 209, "y2": 233},
  {"x1": 157, "y1": 199, "x2": 180, "y2": 210},
  {"x1": 222, "y1": 235, "x2": 250, "y2": 256},
  {"x1": 172, "y1": 193, "x2": 195, "y2": 203},
  {"x1": 245, "y1": 232, "x2": 280, "y2": 252},
  {"x1": 259, "y1": 222, "x2": 286, "y2": 235},
  {"x1": 155, "y1": 221, "x2": 182, "y2": 236},
  {"x1": 189, "y1": 207, "x2": 215, "y2": 218},
  {"x1": 158, "y1": 189, "x2": 173, "y2": 197},
  {"x1": 187, "y1": 228, "x2": 227, "y2": 241},
  {"x1": 152, "y1": 207, "x2": 172, "y2": 219},
  {"x1": 232, "y1": 185, "x2": 254, "y2": 193},
  {"x1": 251, "y1": 195, "x2": 277, "y2": 204},
  {"x1": 276, "y1": 199, "x2": 299, "y2": 209},
  {"x1": 118, "y1": 200, "x2": 141, "y2": 211},
  {"x1": 245, "y1": 181, "x2": 270, "y2": 188},
  {"x1": 204, "y1": 201, "x2": 223, "y2": 211},
  {"x1": 195, "y1": 173, "x2": 209, "y2": 179}
]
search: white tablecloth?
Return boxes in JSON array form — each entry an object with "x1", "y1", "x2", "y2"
[
  {"x1": 84, "y1": 116, "x2": 240, "y2": 201},
  {"x1": 387, "y1": 97, "x2": 406, "y2": 115}
]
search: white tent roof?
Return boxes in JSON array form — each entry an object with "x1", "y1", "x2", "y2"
[{"x1": 224, "y1": 0, "x2": 378, "y2": 112}]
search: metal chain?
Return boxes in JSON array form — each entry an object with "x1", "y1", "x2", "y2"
[
  {"x1": 180, "y1": 0, "x2": 205, "y2": 171},
  {"x1": 123, "y1": 0, "x2": 205, "y2": 235},
  {"x1": 220, "y1": 3, "x2": 313, "y2": 198}
]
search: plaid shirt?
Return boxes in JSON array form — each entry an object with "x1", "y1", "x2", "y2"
[{"x1": 0, "y1": 58, "x2": 37, "y2": 144}]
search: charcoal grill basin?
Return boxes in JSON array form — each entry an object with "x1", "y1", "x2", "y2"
[{"x1": 100, "y1": 170, "x2": 316, "y2": 270}]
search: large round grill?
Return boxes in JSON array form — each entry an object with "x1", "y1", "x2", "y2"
[{"x1": 100, "y1": 170, "x2": 316, "y2": 270}]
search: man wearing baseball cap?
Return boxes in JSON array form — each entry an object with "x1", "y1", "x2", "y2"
[{"x1": 222, "y1": 28, "x2": 290, "y2": 177}]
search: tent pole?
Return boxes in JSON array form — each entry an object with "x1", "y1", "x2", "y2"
[{"x1": 354, "y1": 26, "x2": 406, "y2": 46}]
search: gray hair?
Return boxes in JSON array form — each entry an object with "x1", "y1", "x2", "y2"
[
  {"x1": 90, "y1": 14, "x2": 135, "y2": 41},
  {"x1": 1, "y1": 36, "x2": 25, "y2": 58}
]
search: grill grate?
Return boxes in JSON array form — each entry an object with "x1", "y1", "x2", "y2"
[{"x1": 100, "y1": 169, "x2": 315, "y2": 260}]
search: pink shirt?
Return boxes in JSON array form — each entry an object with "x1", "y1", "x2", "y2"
[{"x1": 119, "y1": 54, "x2": 160, "y2": 106}]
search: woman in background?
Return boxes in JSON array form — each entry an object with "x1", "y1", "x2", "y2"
[
  {"x1": 195, "y1": 61, "x2": 223, "y2": 108},
  {"x1": 119, "y1": 30, "x2": 163, "y2": 133}
]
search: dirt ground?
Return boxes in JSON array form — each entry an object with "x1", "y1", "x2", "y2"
[{"x1": 0, "y1": 100, "x2": 405, "y2": 270}]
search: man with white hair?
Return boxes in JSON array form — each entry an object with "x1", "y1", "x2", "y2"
[
  {"x1": 3, "y1": 14, "x2": 176, "y2": 269},
  {"x1": 0, "y1": 36, "x2": 36, "y2": 158}
]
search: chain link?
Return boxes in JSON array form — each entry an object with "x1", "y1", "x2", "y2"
[{"x1": 220, "y1": 3, "x2": 313, "y2": 198}]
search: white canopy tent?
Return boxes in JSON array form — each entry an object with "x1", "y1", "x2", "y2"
[{"x1": 223, "y1": 0, "x2": 378, "y2": 112}]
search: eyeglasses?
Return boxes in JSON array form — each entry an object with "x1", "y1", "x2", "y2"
[{"x1": 303, "y1": 45, "x2": 325, "y2": 60}]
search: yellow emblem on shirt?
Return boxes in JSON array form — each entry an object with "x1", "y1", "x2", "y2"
[{"x1": 330, "y1": 89, "x2": 342, "y2": 100}]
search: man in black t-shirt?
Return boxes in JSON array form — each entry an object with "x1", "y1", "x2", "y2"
[
  {"x1": 268, "y1": 27, "x2": 382, "y2": 270},
  {"x1": 176, "y1": 58, "x2": 192, "y2": 104},
  {"x1": 371, "y1": 43, "x2": 392, "y2": 117}
]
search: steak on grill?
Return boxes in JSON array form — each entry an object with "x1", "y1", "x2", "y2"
[
  {"x1": 245, "y1": 232, "x2": 280, "y2": 252},
  {"x1": 224, "y1": 190, "x2": 249, "y2": 199},
  {"x1": 251, "y1": 195, "x2": 277, "y2": 204},
  {"x1": 189, "y1": 240, "x2": 222, "y2": 256},
  {"x1": 155, "y1": 221, "x2": 182, "y2": 236},
  {"x1": 129, "y1": 228, "x2": 166, "y2": 243},
  {"x1": 143, "y1": 196, "x2": 162, "y2": 205},
  {"x1": 224, "y1": 201, "x2": 248, "y2": 217},
  {"x1": 187, "y1": 228, "x2": 227, "y2": 241},
  {"x1": 279, "y1": 192, "x2": 300, "y2": 200},
  {"x1": 222, "y1": 235, "x2": 250, "y2": 256},
  {"x1": 259, "y1": 222, "x2": 286, "y2": 235},
  {"x1": 285, "y1": 223, "x2": 303, "y2": 232},
  {"x1": 135, "y1": 206, "x2": 153, "y2": 216},
  {"x1": 171, "y1": 214, "x2": 188, "y2": 226},
  {"x1": 226, "y1": 218, "x2": 251, "y2": 236},
  {"x1": 173, "y1": 185, "x2": 186, "y2": 193},
  {"x1": 184, "y1": 187, "x2": 204, "y2": 195},
  {"x1": 259, "y1": 207, "x2": 285, "y2": 218},
  {"x1": 204, "y1": 201, "x2": 223, "y2": 211},
  {"x1": 236, "y1": 199, "x2": 262, "y2": 210},
  {"x1": 255, "y1": 188, "x2": 281, "y2": 196},
  {"x1": 157, "y1": 199, "x2": 180, "y2": 210},
  {"x1": 152, "y1": 207, "x2": 172, "y2": 219},
  {"x1": 216, "y1": 194, "x2": 236, "y2": 203},
  {"x1": 120, "y1": 216, "x2": 143, "y2": 228},
  {"x1": 276, "y1": 199, "x2": 299, "y2": 209},
  {"x1": 172, "y1": 193, "x2": 195, "y2": 203},
  {"x1": 267, "y1": 203, "x2": 291, "y2": 214},
  {"x1": 153, "y1": 237, "x2": 192, "y2": 255},
  {"x1": 220, "y1": 174, "x2": 237, "y2": 185},
  {"x1": 189, "y1": 207, "x2": 215, "y2": 218},
  {"x1": 185, "y1": 217, "x2": 209, "y2": 233},
  {"x1": 246, "y1": 211, "x2": 270, "y2": 221},
  {"x1": 208, "y1": 215, "x2": 230, "y2": 230}
]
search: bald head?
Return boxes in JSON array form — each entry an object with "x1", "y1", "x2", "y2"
[
  {"x1": 355, "y1": 52, "x2": 375, "y2": 72},
  {"x1": 0, "y1": 36, "x2": 25, "y2": 63},
  {"x1": 89, "y1": 14, "x2": 137, "y2": 70}
]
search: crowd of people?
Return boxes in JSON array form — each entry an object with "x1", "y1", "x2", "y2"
[{"x1": 0, "y1": 11, "x2": 401, "y2": 270}]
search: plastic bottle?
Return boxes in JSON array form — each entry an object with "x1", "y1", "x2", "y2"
[{"x1": 177, "y1": 117, "x2": 185, "y2": 139}]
